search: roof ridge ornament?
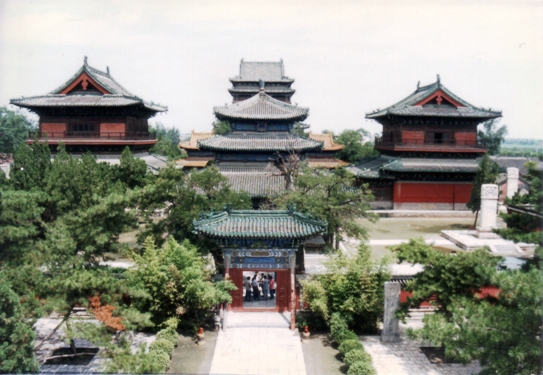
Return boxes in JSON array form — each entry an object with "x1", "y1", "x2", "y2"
[
  {"x1": 106, "y1": 66, "x2": 110, "y2": 75},
  {"x1": 417, "y1": 81, "x2": 420, "y2": 89},
  {"x1": 437, "y1": 74, "x2": 440, "y2": 85},
  {"x1": 223, "y1": 204, "x2": 233, "y2": 214},
  {"x1": 286, "y1": 203, "x2": 297, "y2": 214},
  {"x1": 84, "y1": 56, "x2": 88, "y2": 66}
]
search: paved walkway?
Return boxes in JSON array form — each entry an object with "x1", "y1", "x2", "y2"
[
  {"x1": 361, "y1": 336, "x2": 482, "y2": 375},
  {"x1": 210, "y1": 312, "x2": 306, "y2": 375}
]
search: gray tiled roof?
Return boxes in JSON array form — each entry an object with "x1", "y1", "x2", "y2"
[
  {"x1": 230, "y1": 60, "x2": 294, "y2": 82},
  {"x1": 348, "y1": 156, "x2": 397, "y2": 179},
  {"x1": 366, "y1": 79, "x2": 500, "y2": 119},
  {"x1": 214, "y1": 90, "x2": 308, "y2": 121},
  {"x1": 383, "y1": 158, "x2": 480, "y2": 173},
  {"x1": 198, "y1": 133, "x2": 323, "y2": 152},
  {"x1": 11, "y1": 61, "x2": 167, "y2": 112},
  {"x1": 220, "y1": 165, "x2": 286, "y2": 197},
  {"x1": 193, "y1": 207, "x2": 327, "y2": 239}
]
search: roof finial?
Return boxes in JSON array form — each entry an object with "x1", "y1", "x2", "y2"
[
  {"x1": 259, "y1": 79, "x2": 265, "y2": 93},
  {"x1": 106, "y1": 66, "x2": 110, "y2": 75},
  {"x1": 437, "y1": 74, "x2": 440, "y2": 84},
  {"x1": 417, "y1": 80, "x2": 420, "y2": 89},
  {"x1": 84, "y1": 56, "x2": 88, "y2": 65}
]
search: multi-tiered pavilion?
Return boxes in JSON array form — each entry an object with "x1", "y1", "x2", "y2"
[
  {"x1": 193, "y1": 204, "x2": 327, "y2": 329},
  {"x1": 180, "y1": 60, "x2": 346, "y2": 205},
  {"x1": 10, "y1": 57, "x2": 168, "y2": 171},
  {"x1": 350, "y1": 77, "x2": 501, "y2": 210}
]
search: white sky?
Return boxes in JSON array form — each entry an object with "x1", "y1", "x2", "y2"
[{"x1": 1, "y1": 0, "x2": 542, "y2": 138}]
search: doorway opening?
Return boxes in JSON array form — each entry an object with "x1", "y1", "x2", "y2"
[{"x1": 242, "y1": 271, "x2": 276, "y2": 309}]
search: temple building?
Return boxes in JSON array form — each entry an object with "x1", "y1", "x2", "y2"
[
  {"x1": 179, "y1": 60, "x2": 346, "y2": 205},
  {"x1": 10, "y1": 57, "x2": 168, "y2": 171},
  {"x1": 349, "y1": 77, "x2": 501, "y2": 210},
  {"x1": 193, "y1": 205, "x2": 327, "y2": 328}
]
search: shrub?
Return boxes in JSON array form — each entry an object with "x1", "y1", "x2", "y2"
[
  {"x1": 344, "y1": 349, "x2": 372, "y2": 366},
  {"x1": 329, "y1": 313, "x2": 349, "y2": 343},
  {"x1": 149, "y1": 339, "x2": 175, "y2": 358},
  {"x1": 148, "y1": 350, "x2": 170, "y2": 372},
  {"x1": 156, "y1": 327, "x2": 178, "y2": 347},
  {"x1": 339, "y1": 339, "x2": 363, "y2": 355},
  {"x1": 347, "y1": 360, "x2": 376, "y2": 375}
]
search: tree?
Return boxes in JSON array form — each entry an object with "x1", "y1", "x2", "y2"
[
  {"x1": 212, "y1": 120, "x2": 231, "y2": 135},
  {"x1": 394, "y1": 239, "x2": 542, "y2": 374},
  {"x1": 149, "y1": 123, "x2": 183, "y2": 160},
  {"x1": 301, "y1": 245, "x2": 390, "y2": 333},
  {"x1": 291, "y1": 123, "x2": 308, "y2": 138},
  {"x1": 478, "y1": 119, "x2": 508, "y2": 155},
  {"x1": 127, "y1": 237, "x2": 236, "y2": 328},
  {"x1": 115, "y1": 147, "x2": 150, "y2": 190},
  {"x1": 466, "y1": 153, "x2": 500, "y2": 227},
  {"x1": 137, "y1": 165, "x2": 251, "y2": 251},
  {"x1": 9, "y1": 140, "x2": 51, "y2": 192},
  {"x1": 335, "y1": 129, "x2": 379, "y2": 163},
  {"x1": 0, "y1": 273, "x2": 39, "y2": 373},
  {"x1": 273, "y1": 166, "x2": 376, "y2": 249},
  {"x1": 0, "y1": 106, "x2": 36, "y2": 163}
]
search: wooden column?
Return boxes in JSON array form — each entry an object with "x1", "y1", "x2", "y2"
[
  {"x1": 289, "y1": 253, "x2": 296, "y2": 330},
  {"x1": 224, "y1": 253, "x2": 231, "y2": 312}
]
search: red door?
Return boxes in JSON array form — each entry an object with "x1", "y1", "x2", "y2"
[
  {"x1": 276, "y1": 270, "x2": 290, "y2": 312},
  {"x1": 229, "y1": 269, "x2": 243, "y2": 309}
]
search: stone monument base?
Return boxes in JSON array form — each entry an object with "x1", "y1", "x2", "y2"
[
  {"x1": 381, "y1": 333, "x2": 401, "y2": 343},
  {"x1": 475, "y1": 228, "x2": 501, "y2": 239}
]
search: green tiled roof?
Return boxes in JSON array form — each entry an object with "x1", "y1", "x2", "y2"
[
  {"x1": 193, "y1": 205, "x2": 327, "y2": 239},
  {"x1": 198, "y1": 133, "x2": 323, "y2": 152},
  {"x1": 366, "y1": 78, "x2": 500, "y2": 119},
  {"x1": 214, "y1": 89, "x2": 308, "y2": 121},
  {"x1": 383, "y1": 158, "x2": 479, "y2": 173}
]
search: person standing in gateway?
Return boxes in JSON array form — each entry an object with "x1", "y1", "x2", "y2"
[
  {"x1": 269, "y1": 275, "x2": 275, "y2": 299},
  {"x1": 244, "y1": 276, "x2": 252, "y2": 301},
  {"x1": 261, "y1": 275, "x2": 269, "y2": 300}
]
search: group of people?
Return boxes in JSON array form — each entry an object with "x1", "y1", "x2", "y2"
[{"x1": 244, "y1": 272, "x2": 275, "y2": 302}]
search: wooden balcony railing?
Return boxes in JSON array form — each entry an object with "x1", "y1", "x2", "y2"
[
  {"x1": 375, "y1": 137, "x2": 486, "y2": 149},
  {"x1": 29, "y1": 131, "x2": 156, "y2": 141}
]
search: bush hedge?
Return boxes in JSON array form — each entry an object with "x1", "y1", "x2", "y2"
[
  {"x1": 149, "y1": 339, "x2": 175, "y2": 358},
  {"x1": 344, "y1": 349, "x2": 372, "y2": 366},
  {"x1": 156, "y1": 327, "x2": 178, "y2": 347},
  {"x1": 347, "y1": 360, "x2": 376, "y2": 375},
  {"x1": 338, "y1": 339, "x2": 363, "y2": 355},
  {"x1": 148, "y1": 350, "x2": 170, "y2": 372}
]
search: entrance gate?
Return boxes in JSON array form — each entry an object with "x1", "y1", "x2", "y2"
[{"x1": 192, "y1": 206, "x2": 327, "y2": 329}]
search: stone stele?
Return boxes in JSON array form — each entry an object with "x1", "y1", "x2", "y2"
[{"x1": 381, "y1": 281, "x2": 401, "y2": 343}]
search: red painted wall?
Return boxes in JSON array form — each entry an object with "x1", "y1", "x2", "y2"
[
  {"x1": 402, "y1": 131, "x2": 425, "y2": 143},
  {"x1": 454, "y1": 132, "x2": 477, "y2": 144},
  {"x1": 394, "y1": 182, "x2": 472, "y2": 204},
  {"x1": 41, "y1": 123, "x2": 67, "y2": 133},
  {"x1": 100, "y1": 123, "x2": 126, "y2": 134}
]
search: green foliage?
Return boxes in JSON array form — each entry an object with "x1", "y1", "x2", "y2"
[
  {"x1": 478, "y1": 119, "x2": 508, "y2": 155},
  {"x1": 0, "y1": 106, "x2": 35, "y2": 160},
  {"x1": 115, "y1": 147, "x2": 150, "y2": 190},
  {"x1": 398, "y1": 238, "x2": 542, "y2": 374},
  {"x1": 137, "y1": 165, "x2": 251, "y2": 251},
  {"x1": 148, "y1": 350, "x2": 171, "y2": 372},
  {"x1": 466, "y1": 154, "x2": 500, "y2": 217},
  {"x1": 149, "y1": 338, "x2": 175, "y2": 357},
  {"x1": 0, "y1": 274, "x2": 39, "y2": 373},
  {"x1": 393, "y1": 238, "x2": 500, "y2": 318},
  {"x1": 105, "y1": 342, "x2": 167, "y2": 374},
  {"x1": 149, "y1": 122, "x2": 183, "y2": 160},
  {"x1": 408, "y1": 268, "x2": 542, "y2": 374},
  {"x1": 303, "y1": 246, "x2": 390, "y2": 334},
  {"x1": 212, "y1": 120, "x2": 231, "y2": 135},
  {"x1": 344, "y1": 349, "x2": 372, "y2": 366},
  {"x1": 334, "y1": 129, "x2": 378, "y2": 163},
  {"x1": 156, "y1": 327, "x2": 179, "y2": 346},
  {"x1": 339, "y1": 339, "x2": 363, "y2": 355},
  {"x1": 128, "y1": 237, "x2": 236, "y2": 328},
  {"x1": 273, "y1": 166, "x2": 376, "y2": 249},
  {"x1": 347, "y1": 360, "x2": 376, "y2": 375},
  {"x1": 10, "y1": 140, "x2": 51, "y2": 191}
]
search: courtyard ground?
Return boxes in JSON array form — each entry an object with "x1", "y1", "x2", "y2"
[{"x1": 169, "y1": 331, "x2": 218, "y2": 374}]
